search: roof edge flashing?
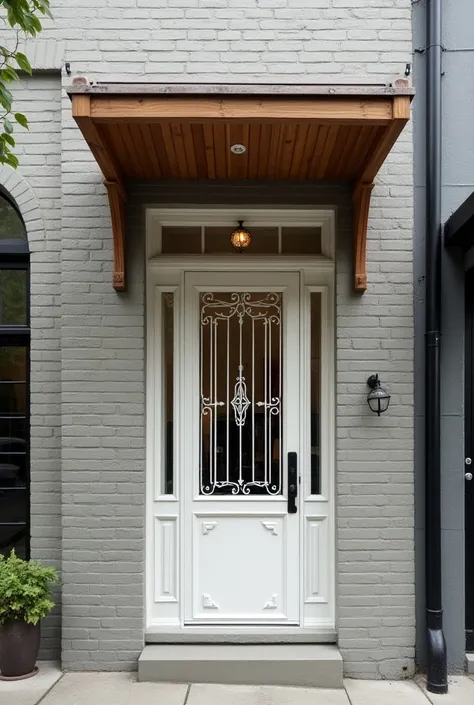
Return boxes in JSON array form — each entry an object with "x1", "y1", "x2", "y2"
[{"x1": 66, "y1": 79, "x2": 414, "y2": 98}]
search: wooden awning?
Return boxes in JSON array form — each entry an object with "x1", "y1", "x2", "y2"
[{"x1": 68, "y1": 81, "x2": 412, "y2": 292}]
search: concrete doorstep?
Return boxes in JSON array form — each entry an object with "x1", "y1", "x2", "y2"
[
  {"x1": 2, "y1": 665, "x2": 474, "y2": 705},
  {"x1": 138, "y1": 643, "x2": 343, "y2": 688}
]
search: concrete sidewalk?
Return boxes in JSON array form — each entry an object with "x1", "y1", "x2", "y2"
[{"x1": 1, "y1": 663, "x2": 474, "y2": 705}]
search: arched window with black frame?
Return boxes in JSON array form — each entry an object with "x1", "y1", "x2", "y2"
[{"x1": 0, "y1": 188, "x2": 30, "y2": 559}]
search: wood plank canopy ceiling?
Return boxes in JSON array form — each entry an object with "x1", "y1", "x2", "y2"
[{"x1": 68, "y1": 81, "x2": 412, "y2": 292}]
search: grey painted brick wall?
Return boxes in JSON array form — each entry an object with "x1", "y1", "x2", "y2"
[
  {"x1": 0, "y1": 76, "x2": 62, "y2": 660},
  {"x1": 25, "y1": 0, "x2": 413, "y2": 83},
  {"x1": 0, "y1": 0, "x2": 414, "y2": 678},
  {"x1": 57, "y1": 173, "x2": 415, "y2": 676}
]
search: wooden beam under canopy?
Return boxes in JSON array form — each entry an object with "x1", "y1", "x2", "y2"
[{"x1": 87, "y1": 95, "x2": 395, "y2": 125}]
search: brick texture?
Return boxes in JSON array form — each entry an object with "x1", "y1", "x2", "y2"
[
  {"x1": 0, "y1": 76, "x2": 62, "y2": 659},
  {"x1": 0, "y1": 0, "x2": 414, "y2": 679},
  {"x1": 25, "y1": 0, "x2": 412, "y2": 82}
]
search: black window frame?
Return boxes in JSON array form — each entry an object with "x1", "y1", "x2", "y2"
[{"x1": 0, "y1": 188, "x2": 30, "y2": 560}]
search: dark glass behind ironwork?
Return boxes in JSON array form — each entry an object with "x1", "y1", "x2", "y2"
[{"x1": 200, "y1": 292, "x2": 282, "y2": 496}]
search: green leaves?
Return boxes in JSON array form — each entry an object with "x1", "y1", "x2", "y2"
[
  {"x1": 3, "y1": 132, "x2": 15, "y2": 146},
  {"x1": 14, "y1": 111, "x2": 28, "y2": 128},
  {"x1": 0, "y1": 1, "x2": 52, "y2": 166},
  {"x1": 0, "y1": 549, "x2": 58, "y2": 626},
  {"x1": 1, "y1": 149, "x2": 19, "y2": 168},
  {"x1": 14, "y1": 52, "x2": 32, "y2": 75},
  {"x1": 3, "y1": 0, "x2": 51, "y2": 34},
  {"x1": 1, "y1": 65, "x2": 19, "y2": 83},
  {"x1": 0, "y1": 82, "x2": 13, "y2": 112}
]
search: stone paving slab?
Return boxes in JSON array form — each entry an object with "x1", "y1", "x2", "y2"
[
  {"x1": 418, "y1": 675, "x2": 474, "y2": 705},
  {"x1": 345, "y1": 678, "x2": 430, "y2": 705},
  {"x1": 39, "y1": 672, "x2": 188, "y2": 705},
  {"x1": 6, "y1": 671, "x2": 474, "y2": 705},
  {"x1": 0, "y1": 661, "x2": 62, "y2": 705},
  {"x1": 186, "y1": 683, "x2": 350, "y2": 705}
]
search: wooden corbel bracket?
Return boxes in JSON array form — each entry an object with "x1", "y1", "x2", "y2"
[
  {"x1": 105, "y1": 180, "x2": 127, "y2": 291},
  {"x1": 353, "y1": 181, "x2": 375, "y2": 293},
  {"x1": 351, "y1": 94, "x2": 411, "y2": 292},
  {"x1": 71, "y1": 94, "x2": 128, "y2": 291}
]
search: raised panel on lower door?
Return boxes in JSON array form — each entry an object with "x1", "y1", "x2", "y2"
[{"x1": 190, "y1": 513, "x2": 292, "y2": 623}]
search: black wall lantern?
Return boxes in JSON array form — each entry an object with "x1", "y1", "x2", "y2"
[{"x1": 366, "y1": 374, "x2": 391, "y2": 416}]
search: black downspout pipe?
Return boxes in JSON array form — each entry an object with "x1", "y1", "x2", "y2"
[{"x1": 425, "y1": 0, "x2": 448, "y2": 693}]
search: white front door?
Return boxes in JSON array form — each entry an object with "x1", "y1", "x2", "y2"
[{"x1": 183, "y1": 272, "x2": 300, "y2": 624}]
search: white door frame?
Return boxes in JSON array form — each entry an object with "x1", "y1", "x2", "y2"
[{"x1": 146, "y1": 208, "x2": 336, "y2": 635}]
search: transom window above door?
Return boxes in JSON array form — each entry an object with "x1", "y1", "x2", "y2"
[
  {"x1": 160, "y1": 225, "x2": 322, "y2": 255},
  {"x1": 147, "y1": 209, "x2": 335, "y2": 260}
]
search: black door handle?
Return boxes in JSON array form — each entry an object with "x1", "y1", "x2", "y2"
[{"x1": 288, "y1": 452, "x2": 297, "y2": 514}]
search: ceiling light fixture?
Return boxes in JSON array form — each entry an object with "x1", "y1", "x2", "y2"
[
  {"x1": 230, "y1": 143, "x2": 246, "y2": 155},
  {"x1": 231, "y1": 221, "x2": 252, "y2": 252}
]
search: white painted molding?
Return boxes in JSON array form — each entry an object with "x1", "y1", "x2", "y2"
[
  {"x1": 0, "y1": 165, "x2": 45, "y2": 249},
  {"x1": 18, "y1": 39, "x2": 66, "y2": 71},
  {"x1": 263, "y1": 595, "x2": 278, "y2": 610},
  {"x1": 202, "y1": 594, "x2": 219, "y2": 610},
  {"x1": 202, "y1": 522, "x2": 217, "y2": 535},
  {"x1": 261, "y1": 521, "x2": 279, "y2": 536}
]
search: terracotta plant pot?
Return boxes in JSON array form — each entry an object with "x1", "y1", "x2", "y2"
[{"x1": 0, "y1": 620, "x2": 40, "y2": 678}]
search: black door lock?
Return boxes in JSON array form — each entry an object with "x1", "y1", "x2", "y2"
[{"x1": 288, "y1": 452, "x2": 298, "y2": 514}]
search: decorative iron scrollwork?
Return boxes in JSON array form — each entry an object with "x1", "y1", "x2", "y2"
[{"x1": 200, "y1": 292, "x2": 282, "y2": 496}]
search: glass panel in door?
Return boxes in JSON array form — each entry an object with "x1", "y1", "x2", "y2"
[{"x1": 200, "y1": 292, "x2": 282, "y2": 496}]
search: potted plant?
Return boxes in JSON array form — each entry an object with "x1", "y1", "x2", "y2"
[{"x1": 0, "y1": 549, "x2": 58, "y2": 680}]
